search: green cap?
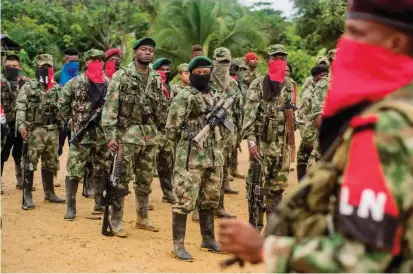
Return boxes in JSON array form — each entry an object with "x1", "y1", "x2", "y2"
[
  {"x1": 84, "y1": 49, "x2": 105, "y2": 61},
  {"x1": 213, "y1": 47, "x2": 232, "y2": 62},
  {"x1": 327, "y1": 49, "x2": 337, "y2": 61},
  {"x1": 267, "y1": 44, "x2": 287, "y2": 56},
  {"x1": 177, "y1": 63, "x2": 189, "y2": 73},
  {"x1": 152, "y1": 58, "x2": 172, "y2": 70},
  {"x1": 35, "y1": 54, "x2": 53, "y2": 66},
  {"x1": 316, "y1": 56, "x2": 330, "y2": 66},
  {"x1": 133, "y1": 37, "x2": 156, "y2": 50},
  {"x1": 188, "y1": 56, "x2": 213, "y2": 72}
]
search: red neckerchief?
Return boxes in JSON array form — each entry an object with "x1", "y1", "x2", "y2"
[
  {"x1": 47, "y1": 67, "x2": 54, "y2": 90},
  {"x1": 105, "y1": 60, "x2": 116, "y2": 79},
  {"x1": 267, "y1": 60, "x2": 286, "y2": 82},
  {"x1": 323, "y1": 37, "x2": 413, "y2": 117},
  {"x1": 86, "y1": 61, "x2": 105, "y2": 83},
  {"x1": 156, "y1": 70, "x2": 170, "y2": 99}
]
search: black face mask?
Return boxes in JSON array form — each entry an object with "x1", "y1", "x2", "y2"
[
  {"x1": 4, "y1": 67, "x2": 20, "y2": 81},
  {"x1": 190, "y1": 73, "x2": 211, "y2": 93},
  {"x1": 35, "y1": 67, "x2": 50, "y2": 86}
]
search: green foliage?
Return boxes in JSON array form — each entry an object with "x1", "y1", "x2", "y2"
[
  {"x1": 151, "y1": 0, "x2": 266, "y2": 73},
  {"x1": 1, "y1": 0, "x2": 344, "y2": 84}
]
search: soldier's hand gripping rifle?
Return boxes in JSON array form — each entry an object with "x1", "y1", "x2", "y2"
[
  {"x1": 70, "y1": 99, "x2": 106, "y2": 146},
  {"x1": 102, "y1": 143, "x2": 129, "y2": 236},
  {"x1": 192, "y1": 95, "x2": 236, "y2": 150}
]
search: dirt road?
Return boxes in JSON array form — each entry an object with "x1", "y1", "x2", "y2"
[{"x1": 1, "y1": 140, "x2": 298, "y2": 272}]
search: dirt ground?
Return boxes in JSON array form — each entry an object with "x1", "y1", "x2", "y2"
[{"x1": 1, "y1": 139, "x2": 299, "y2": 273}]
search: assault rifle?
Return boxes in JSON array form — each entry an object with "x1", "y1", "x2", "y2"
[
  {"x1": 22, "y1": 141, "x2": 33, "y2": 210},
  {"x1": 192, "y1": 95, "x2": 236, "y2": 150},
  {"x1": 248, "y1": 136, "x2": 266, "y2": 230},
  {"x1": 102, "y1": 144, "x2": 128, "y2": 236},
  {"x1": 70, "y1": 99, "x2": 106, "y2": 146}
]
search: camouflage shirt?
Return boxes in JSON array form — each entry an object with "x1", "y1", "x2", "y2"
[
  {"x1": 242, "y1": 76, "x2": 295, "y2": 157},
  {"x1": 171, "y1": 82, "x2": 186, "y2": 100},
  {"x1": 263, "y1": 83, "x2": 413, "y2": 273},
  {"x1": 166, "y1": 86, "x2": 225, "y2": 169},
  {"x1": 298, "y1": 83, "x2": 317, "y2": 146},
  {"x1": 16, "y1": 80, "x2": 63, "y2": 132},
  {"x1": 1, "y1": 75, "x2": 27, "y2": 126},
  {"x1": 243, "y1": 67, "x2": 260, "y2": 90},
  {"x1": 102, "y1": 62, "x2": 165, "y2": 146},
  {"x1": 59, "y1": 73, "x2": 109, "y2": 145}
]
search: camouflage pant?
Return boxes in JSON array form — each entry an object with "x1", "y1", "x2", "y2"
[
  {"x1": 246, "y1": 155, "x2": 289, "y2": 204},
  {"x1": 222, "y1": 146, "x2": 232, "y2": 183},
  {"x1": 26, "y1": 126, "x2": 59, "y2": 173},
  {"x1": 156, "y1": 139, "x2": 174, "y2": 189},
  {"x1": 120, "y1": 144, "x2": 156, "y2": 195},
  {"x1": 172, "y1": 167, "x2": 222, "y2": 214},
  {"x1": 66, "y1": 143, "x2": 110, "y2": 179}
]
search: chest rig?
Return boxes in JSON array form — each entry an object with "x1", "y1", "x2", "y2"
[
  {"x1": 117, "y1": 69, "x2": 159, "y2": 128},
  {"x1": 181, "y1": 90, "x2": 217, "y2": 148},
  {"x1": 256, "y1": 92, "x2": 286, "y2": 143},
  {"x1": 25, "y1": 80, "x2": 58, "y2": 125},
  {"x1": 1, "y1": 77, "x2": 24, "y2": 122}
]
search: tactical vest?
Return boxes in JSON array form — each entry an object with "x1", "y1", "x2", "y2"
[
  {"x1": 180, "y1": 89, "x2": 216, "y2": 149},
  {"x1": 70, "y1": 75, "x2": 107, "y2": 132},
  {"x1": 269, "y1": 88, "x2": 413, "y2": 271},
  {"x1": 256, "y1": 79, "x2": 293, "y2": 143},
  {"x1": 25, "y1": 80, "x2": 59, "y2": 125},
  {"x1": 1, "y1": 77, "x2": 25, "y2": 123},
  {"x1": 117, "y1": 69, "x2": 159, "y2": 128}
]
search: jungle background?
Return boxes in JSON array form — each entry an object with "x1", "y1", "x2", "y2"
[{"x1": 1, "y1": 0, "x2": 346, "y2": 86}]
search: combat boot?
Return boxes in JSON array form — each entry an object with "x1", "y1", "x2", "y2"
[
  {"x1": 111, "y1": 196, "x2": 127, "y2": 238},
  {"x1": 64, "y1": 177, "x2": 79, "y2": 220},
  {"x1": 15, "y1": 161, "x2": 23, "y2": 189},
  {"x1": 199, "y1": 208, "x2": 225, "y2": 253},
  {"x1": 192, "y1": 207, "x2": 200, "y2": 223},
  {"x1": 229, "y1": 167, "x2": 246, "y2": 179},
  {"x1": 41, "y1": 169, "x2": 65, "y2": 203},
  {"x1": 172, "y1": 212, "x2": 194, "y2": 262},
  {"x1": 135, "y1": 193, "x2": 159, "y2": 232},
  {"x1": 159, "y1": 172, "x2": 177, "y2": 204},
  {"x1": 22, "y1": 170, "x2": 35, "y2": 210},
  {"x1": 223, "y1": 177, "x2": 239, "y2": 195},
  {"x1": 93, "y1": 172, "x2": 107, "y2": 212},
  {"x1": 215, "y1": 187, "x2": 236, "y2": 219}
]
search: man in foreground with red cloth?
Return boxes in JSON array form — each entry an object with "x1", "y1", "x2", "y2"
[{"x1": 218, "y1": 0, "x2": 413, "y2": 272}]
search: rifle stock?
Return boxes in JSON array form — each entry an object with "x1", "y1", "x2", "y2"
[{"x1": 102, "y1": 143, "x2": 128, "y2": 236}]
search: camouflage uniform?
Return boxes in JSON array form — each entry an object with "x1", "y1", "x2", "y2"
[
  {"x1": 167, "y1": 56, "x2": 226, "y2": 261},
  {"x1": 307, "y1": 75, "x2": 330, "y2": 168},
  {"x1": 243, "y1": 45, "x2": 295, "y2": 224},
  {"x1": 211, "y1": 47, "x2": 243, "y2": 218},
  {"x1": 263, "y1": 80, "x2": 413, "y2": 274},
  {"x1": 296, "y1": 56, "x2": 330, "y2": 180},
  {"x1": 152, "y1": 58, "x2": 176, "y2": 204},
  {"x1": 16, "y1": 54, "x2": 66, "y2": 209},
  {"x1": 60, "y1": 49, "x2": 111, "y2": 219},
  {"x1": 243, "y1": 67, "x2": 260, "y2": 91},
  {"x1": 1, "y1": 74, "x2": 26, "y2": 188},
  {"x1": 102, "y1": 38, "x2": 166, "y2": 236},
  {"x1": 171, "y1": 63, "x2": 189, "y2": 100}
]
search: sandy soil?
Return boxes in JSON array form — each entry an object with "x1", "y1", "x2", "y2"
[{"x1": 1, "y1": 139, "x2": 298, "y2": 273}]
